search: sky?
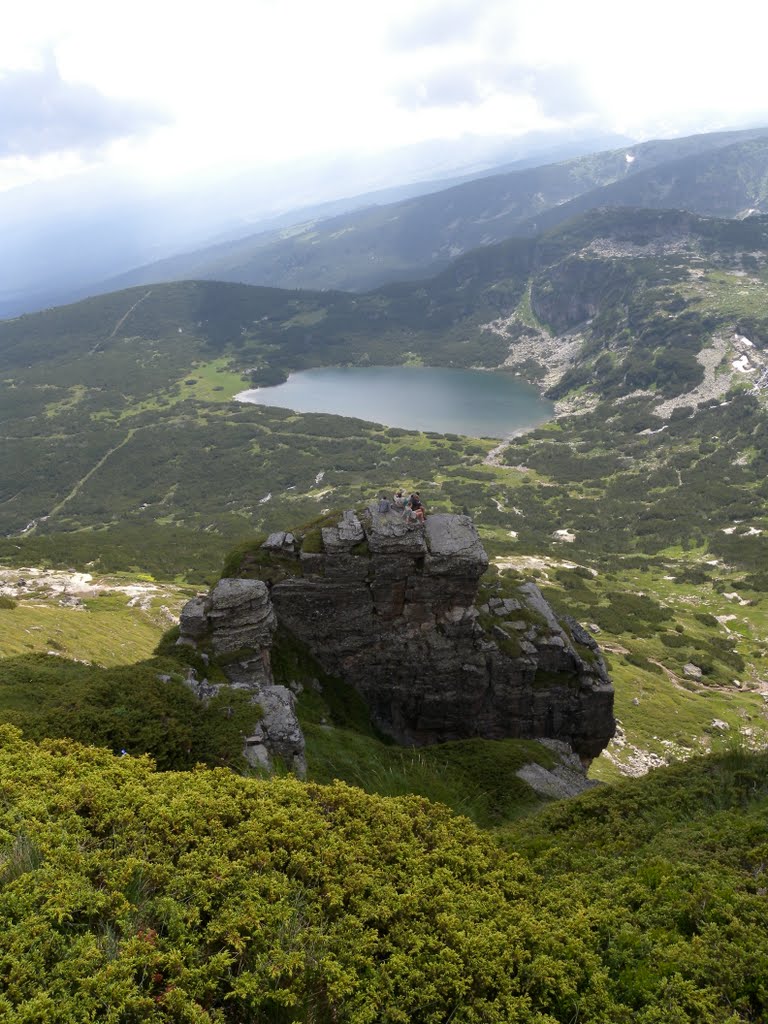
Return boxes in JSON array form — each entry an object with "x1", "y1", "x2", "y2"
[{"x1": 2, "y1": 0, "x2": 768, "y2": 197}]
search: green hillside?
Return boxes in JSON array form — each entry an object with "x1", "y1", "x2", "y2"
[
  {"x1": 520, "y1": 135, "x2": 768, "y2": 237},
  {"x1": 100, "y1": 127, "x2": 768, "y2": 294},
  {"x1": 1, "y1": 207, "x2": 766, "y2": 566},
  {"x1": 2, "y1": 190, "x2": 768, "y2": 1023},
  {"x1": 0, "y1": 725, "x2": 766, "y2": 1022}
]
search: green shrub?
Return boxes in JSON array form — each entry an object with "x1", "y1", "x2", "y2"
[
  {"x1": 301, "y1": 527, "x2": 324, "y2": 553},
  {"x1": 695, "y1": 612, "x2": 718, "y2": 628},
  {"x1": 0, "y1": 653, "x2": 253, "y2": 770},
  {"x1": 624, "y1": 652, "x2": 664, "y2": 674},
  {"x1": 661, "y1": 632, "x2": 688, "y2": 648},
  {"x1": 219, "y1": 535, "x2": 268, "y2": 578},
  {"x1": 0, "y1": 730, "x2": 767, "y2": 1021}
]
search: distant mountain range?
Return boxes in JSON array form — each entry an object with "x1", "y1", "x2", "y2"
[
  {"x1": 0, "y1": 129, "x2": 629, "y2": 319},
  {"x1": 92, "y1": 127, "x2": 768, "y2": 297}
]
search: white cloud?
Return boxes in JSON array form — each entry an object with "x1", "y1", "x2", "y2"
[
  {"x1": 0, "y1": 53, "x2": 168, "y2": 158},
  {"x1": 1, "y1": 0, "x2": 768, "y2": 191}
]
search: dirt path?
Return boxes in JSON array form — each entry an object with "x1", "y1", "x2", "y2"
[
  {"x1": 89, "y1": 290, "x2": 153, "y2": 355},
  {"x1": 20, "y1": 429, "x2": 138, "y2": 535},
  {"x1": 483, "y1": 439, "x2": 512, "y2": 466}
]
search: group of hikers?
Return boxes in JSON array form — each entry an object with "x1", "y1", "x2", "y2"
[{"x1": 377, "y1": 489, "x2": 426, "y2": 524}]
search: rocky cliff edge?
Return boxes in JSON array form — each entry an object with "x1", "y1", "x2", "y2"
[{"x1": 179, "y1": 507, "x2": 615, "y2": 773}]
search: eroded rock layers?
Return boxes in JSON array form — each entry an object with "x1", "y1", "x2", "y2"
[
  {"x1": 279, "y1": 510, "x2": 613, "y2": 757},
  {"x1": 179, "y1": 508, "x2": 615, "y2": 770}
]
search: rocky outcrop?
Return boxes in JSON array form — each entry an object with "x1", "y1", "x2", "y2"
[
  {"x1": 178, "y1": 578, "x2": 305, "y2": 775},
  {"x1": 517, "y1": 739, "x2": 601, "y2": 799},
  {"x1": 277, "y1": 509, "x2": 612, "y2": 759},
  {"x1": 178, "y1": 507, "x2": 615, "y2": 769}
]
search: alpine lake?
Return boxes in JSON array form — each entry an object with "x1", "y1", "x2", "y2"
[{"x1": 236, "y1": 365, "x2": 553, "y2": 438}]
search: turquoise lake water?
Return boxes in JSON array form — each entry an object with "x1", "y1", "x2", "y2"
[{"x1": 236, "y1": 366, "x2": 553, "y2": 439}]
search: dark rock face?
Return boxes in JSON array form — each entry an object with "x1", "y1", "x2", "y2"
[
  {"x1": 179, "y1": 508, "x2": 614, "y2": 766},
  {"x1": 178, "y1": 578, "x2": 305, "y2": 775},
  {"x1": 269, "y1": 508, "x2": 614, "y2": 761}
]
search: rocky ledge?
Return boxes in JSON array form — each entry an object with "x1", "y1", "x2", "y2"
[{"x1": 179, "y1": 507, "x2": 614, "y2": 772}]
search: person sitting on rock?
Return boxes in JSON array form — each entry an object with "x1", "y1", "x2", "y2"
[
  {"x1": 392, "y1": 489, "x2": 407, "y2": 512},
  {"x1": 377, "y1": 493, "x2": 391, "y2": 513},
  {"x1": 408, "y1": 492, "x2": 426, "y2": 523}
]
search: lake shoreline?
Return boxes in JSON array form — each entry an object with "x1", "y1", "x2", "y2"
[{"x1": 236, "y1": 364, "x2": 553, "y2": 440}]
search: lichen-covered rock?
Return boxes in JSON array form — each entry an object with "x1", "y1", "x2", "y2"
[
  {"x1": 424, "y1": 513, "x2": 489, "y2": 576},
  {"x1": 516, "y1": 739, "x2": 601, "y2": 797},
  {"x1": 366, "y1": 507, "x2": 428, "y2": 555},
  {"x1": 322, "y1": 510, "x2": 365, "y2": 552},
  {"x1": 243, "y1": 686, "x2": 306, "y2": 776},
  {"x1": 178, "y1": 595, "x2": 210, "y2": 641},
  {"x1": 261, "y1": 531, "x2": 297, "y2": 555}
]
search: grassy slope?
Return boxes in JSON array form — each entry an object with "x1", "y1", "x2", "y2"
[{"x1": 0, "y1": 571, "x2": 194, "y2": 664}]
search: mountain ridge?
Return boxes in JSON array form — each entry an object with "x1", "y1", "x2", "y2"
[{"x1": 86, "y1": 126, "x2": 768, "y2": 298}]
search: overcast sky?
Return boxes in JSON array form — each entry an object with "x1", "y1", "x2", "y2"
[{"x1": 2, "y1": 0, "x2": 768, "y2": 194}]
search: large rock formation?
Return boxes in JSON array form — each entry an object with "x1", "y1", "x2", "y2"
[
  {"x1": 178, "y1": 507, "x2": 615, "y2": 770},
  {"x1": 179, "y1": 578, "x2": 305, "y2": 775}
]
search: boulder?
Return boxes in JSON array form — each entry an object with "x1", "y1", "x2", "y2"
[
  {"x1": 424, "y1": 514, "x2": 488, "y2": 577},
  {"x1": 177, "y1": 580, "x2": 305, "y2": 773},
  {"x1": 516, "y1": 740, "x2": 601, "y2": 798},
  {"x1": 207, "y1": 579, "x2": 276, "y2": 655},
  {"x1": 243, "y1": 686, "x2": 306, "y2": 776},
  {"x1": 178, "y1": 595, "x2": 210, "y2": 641},
  {"x1": 261, "y1": 531, "x2": 297, "y2": 555},
  {"x1": 191, "y1": 509, "x2": 615, "y2": 768},
  {"x1": 270, "y1": 511, "x2": 613, "y2": 760},
  {"x1": 322, "y1": 511, "x2": 365, "y2": 552},
  {"x1": 366, "y1": 505, "x2": 428, "y2": 555}
]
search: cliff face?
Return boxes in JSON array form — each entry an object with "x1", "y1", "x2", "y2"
[{"x1": 179, "y1": 508, "x2": 615, "y2": 770}]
